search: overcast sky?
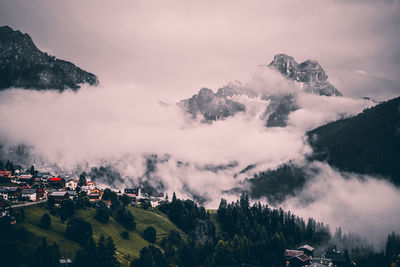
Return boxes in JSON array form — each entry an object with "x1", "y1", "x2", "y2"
[
  {"x1": 0, "y1": 0, "x2": 399, "y2": 100},
  {"x1": 1, "y1": 1, "x2": 399, "y2": 243}
]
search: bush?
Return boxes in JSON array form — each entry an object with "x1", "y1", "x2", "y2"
[
  {"x1": 120, "y1": 194, "x2": 132, "y2": 206},
  {"x1": 139, "y1": 199, "x2": 151, "y2": 210},
  {"x1": 47, "y1": 196, "x2": 55, "y2": 210},
  {"x1": 60, "y1": 199, "x2": 75, "y2": 218},
  {"x1": 143, "y1": 226, "x2": 156, "y2": 243},
  {"x1": 115, "y1": 207, "x2": 136, "y2": 230},
  {"x1": 102, "y1": 188, "x2": 118, "y2": 202},
  {"x1": 60, "y1": 210, "x2": 68, "y2": 222},
  {"x1": 121, "y1": 231, "x2": 130, "y2": 240},
  {"x1": 130, "y1": 245, "x2": 166, "y2": 267},
  {"x1": 66, "y1": 217, "x2": 92, "y2": 245},
  {"x1": 95, "y1": 201, "x2": 110, "y2": 224},
  {"x1": 39, "y1": 213, "x2": 51, "y2": 229}
]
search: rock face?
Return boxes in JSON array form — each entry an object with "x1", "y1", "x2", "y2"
[
  {"x1": 0, "y1": 26, "x2": 98, "y2": 91},
  {"x1": 268, "y1": 53, "x2": 342, "y2": 96},
  {"x1": 179, "y1": 53, "x2": 342, "y2": 126},
  {"x1": 216, "y1": 82, "x2": 258, "y2": 99},
  {"x1": 263, "y1": 94, "x2": 299, "y2": 127},
  {"x1": 178, "y1": 88, "x2": 246, "y2": 121}
]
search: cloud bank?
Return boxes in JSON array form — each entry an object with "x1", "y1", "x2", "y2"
[
  {"x1": 0, "y1": 70, "x2": 394, "y2": 246},
  {"x1": 281, "y1": 162, "x2": 400, "y2": 248}
]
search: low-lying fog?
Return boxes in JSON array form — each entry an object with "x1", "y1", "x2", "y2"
[{"x1": 0, "y1": 68, "x2": 398, "y2": 247}]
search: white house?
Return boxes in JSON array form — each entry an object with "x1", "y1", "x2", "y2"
[
  {"x1": 0, "y1": 187, "x2": 19, "y2": 202},
  {"x1": 0, "y1": 187, "x2": 8, "y2": 200},
  {"x1": 66, "y1": 179, "x2": 78, "y2": 190},
  {"x1": 21, "y1": 189, "x2": 37, "y2": 201},
  {"x1": 150, "y1": 197, "x2": 162, "y2": 207},
  {"x1": 124, "y1": 188, "x2": 142, "y2": 198}
]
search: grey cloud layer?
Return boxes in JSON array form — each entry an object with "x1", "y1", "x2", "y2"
[
  {"x1": 281, "y1": 162, "x2": 400, "y2": 249},
  {"x1": 0, "y1": 76, "x2": 395, "y2": 246}
]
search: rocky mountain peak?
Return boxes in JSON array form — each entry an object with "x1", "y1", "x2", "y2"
[
  {"x1": 178, "y1": 88, "x2": 246, "y2": 121},
  {"x1": 179, "y1": 53, "x2": 344, "y2": 126},
  {"x1": 198, "y1": 88, "x2": 215, "y2": 99},
  {"x1": 296, "y1": 59, "x2": 327, "y2": 82},
  {"x1": 0, "y1": 25, "x2": 98, "y2": 91},
  {"x1": 268, "y1": 53, "x2": 298, "y2": 78},
  {"x1": 0, "y1": 25, "x2": 34, "y2": 45},
  {"x1": 268, "y1": 53, "x2": 342, "y2": 96}
]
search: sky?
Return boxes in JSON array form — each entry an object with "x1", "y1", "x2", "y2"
[
  {"x1": 0, "y1": 0, "x2": 400, "y2": 246},
  {"x1": 0, "y1": 0, "x2": 399, "y2": 100}
]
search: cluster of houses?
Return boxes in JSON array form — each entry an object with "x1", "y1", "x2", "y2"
[
  {"x1": 284, "y1": 245, "x2": 349, "y2": 267},
  {"x1": 48, "y1": 179, "x2": 104, "y2": 204},
  {"x1": 0, "y1": 168, "x2": 165, "y2": 210},
  {"x1": 124, "y1": 188, "x2": 164, "y2": 208},
  {"x1": 0, "y1": 169, "x2": 104, "y2": 206}
]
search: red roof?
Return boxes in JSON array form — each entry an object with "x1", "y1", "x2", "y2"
[{"x1": 50, "y1": 177, "x2": 62, "y2": 181}]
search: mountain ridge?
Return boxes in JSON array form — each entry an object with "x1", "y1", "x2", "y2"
[
  {"x1": 0, "y1": 25, "x2": 98, "y2": 91},
  {"x1": 179, "y1": 53, "x2": 341, "y2": 127},
  {"x1": 248, "y1": 95, "x2": 400, "y2": 204},
  {"x1": 307, "y1": 95, "x2": 400, "y2": 184},
  {"x1": 268, "y1": 53, "x2": 343, "y2": 97}
]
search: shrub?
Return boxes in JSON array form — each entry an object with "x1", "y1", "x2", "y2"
[
  {"x1": 40, "y1": 213, "x2": 51, "y2": 229},
  {"x1": 95, "y1": 201, "x2": 110, "y2": 224},
  {"x1": 66, "y1": 217, "x2": 92, "y2": 245},
  {"x1": 130, "y1": 245, "x2": 166, "y2": 267},
  {"x1": 60, "y1": 199, "x2": 75, "y2": 218},
  {"x1": 115, "y1": 207, "x2": 136, "y2": 230},
  {"x1": 120, "y1": 194, "x2": 131, "y2": 206},
  {"x1": 143, "y1": 226, "x2": 156, "y2": 243},
  {"x1": 121, "y1": 231, "x2": 130, "y2": 240}
]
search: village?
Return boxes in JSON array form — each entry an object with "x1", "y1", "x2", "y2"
[
  {"x1": 1, "y1": 165, "x2": 368, "y2": 267},
  {"x1": 283, "y1": 245, "x2": 352, "y2": 267},
  {"x1": 0, "y1": 166, "x2": 165, "y2": 217}
]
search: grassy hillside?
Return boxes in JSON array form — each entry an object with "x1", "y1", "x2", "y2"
[
  {"x1": 128, "y1": 206, "x2": 181, "y2": 243},
  {"x1": 20, "y1": 206, "x2": 77, "y2": 255},
  {"x1": 15, "y1": 204, "x2": 181, "y2": 266}
]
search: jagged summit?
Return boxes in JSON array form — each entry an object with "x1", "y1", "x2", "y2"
[
  {"x1": 0, "y1": 25, "x2": 98, "y2": 91},
  {"x1": 268, "y1": 53, "x2": 342, "y2": 96},
  {"x1": 0, "y1": 26, "x2": 35, "y2": 45},
  {"x1": 178, "y1": 88, "x2": 246, "y2": 121},
  {"x1": 179, "y1": 53, "x2": 343, "y2": 126},
  {"x1": 268, "y1": 54, "x2": 298, "y2": 79},
  {"x1": 197, "y1": 88, "x2": 215, "y2": 99}
]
